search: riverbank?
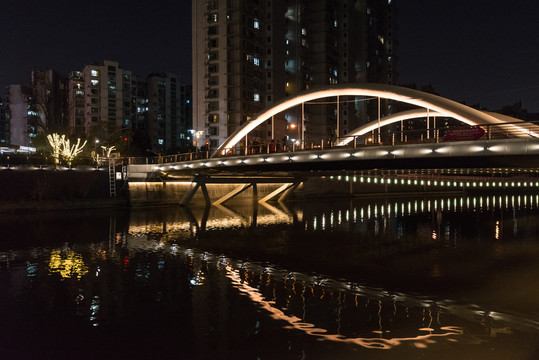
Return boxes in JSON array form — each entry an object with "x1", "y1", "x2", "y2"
[
  {"x1": 0, "y1": 167, "x2": 129, "y2": 212},
  {"x1": 2, "y1": 167, "x2": 539, "y2": 212}
]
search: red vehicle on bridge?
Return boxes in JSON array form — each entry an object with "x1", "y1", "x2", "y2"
[{"x1": 443, "y1": 126, "x2": 485, "y2": 142}]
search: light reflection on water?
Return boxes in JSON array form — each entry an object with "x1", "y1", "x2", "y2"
[{"x1": 1, "y1": 193, "x2": 539, "y2": 358}]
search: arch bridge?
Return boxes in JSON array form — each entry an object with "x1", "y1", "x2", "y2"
[
  {"x1": 127, "y1": 84, "x2": 539, "y2": 205},
  {"x1": 216, "y1": 83, "x2": 539, "y2": 155}
]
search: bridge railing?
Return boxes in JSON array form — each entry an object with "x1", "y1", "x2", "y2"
[{"x1": 126, "y1": 121, "x2": 539, "y2": 165}]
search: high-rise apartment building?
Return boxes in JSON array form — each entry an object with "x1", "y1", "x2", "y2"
[
  {"x1": 30, "y1": 69, "x2": 65, "y2": 132},
  {"x1": 192, "y1": 0, "x2": 396, "y2": 149},
  {"x1": 65, "y1": 62, "x2": 192, "y2": 155},
  {"x1": 147, "y1": 73, "x2": 192, "y2": 153},
  {"x1": 0, "y1": 96, "x2": 9, "y2": 146},
  {"x1": 4, "y1": 70, "x2": 65, "y2": 149},
  {"x1": 81, "y1": 60, "x2": 133, "y2": 141},
  {"x1": 130, "y1": 75, "x2": 150, "y2": 153},
  {"x1": 6, "y1": 85, "x2": 32, "y2": 146},
  {"x1": 67, "y1": 71, "x2": 86, "y2": 137}
]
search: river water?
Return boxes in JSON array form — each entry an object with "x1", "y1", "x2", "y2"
[{"x1": 1, "y1": 193, "x2": 539, "y2": 359}]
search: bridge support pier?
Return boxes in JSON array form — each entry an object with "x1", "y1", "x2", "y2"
[
  {"x1": 178, "y1": 175, "x2": 301, "y2": 206},
  {"x1": 180, "y1": 177, "x2": 211, "y2": 206},
  {"x1": 259, "y1": 182, "x2": 301, "y2": 203},
  {"x1": 214, "y1": 183, "x2": 257, "y2": 205}
]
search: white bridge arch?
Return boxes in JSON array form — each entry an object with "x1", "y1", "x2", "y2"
[{"x1": 215, "y1": 83, "x2": 538, "y2": 156}]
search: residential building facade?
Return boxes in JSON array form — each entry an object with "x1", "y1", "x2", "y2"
[
  {"x1": 6, "y1": 85, "x2": 31, "y2": 146},
  {"x1": 65, "y1": 61, "x2": 192, "y2": 155},
  {"x1": 147, "y1": 73, "x2": 192, "y2": 154},
  {"x1": 192, "y1": 0, "x2": 396, "y2": 149},
  {"x1": 0, "y1": 96, "x2": 9, "y2": 146},
  {"x1": 30, "y1": 69, "x2": 65, "y2": 133},
  {"x1": 81, "y1": 60, "x2": 133, "y2": 142}
]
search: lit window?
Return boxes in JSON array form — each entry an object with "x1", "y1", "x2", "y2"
[
  {"x1": 254, "y1": 57, "x2": 260, "y2": 66},
  {"x1": 158, "y1": 139, "x2": 164, "y2": 145},
  {"x1": 254, "y1": 19, "x2": 260, "y2": 29},
  {"x1": 91, "y1": 79, "x2": 99, "y2": 86},
  {"x1": 254, "y1": 93, "x2": 260, "y2": 102},
  {"x1": 91, "y1": 70, "x2": 98, "y2": 77},
  {"x1": 334, "y1": 20, "x2": 338, "y2": 27}
]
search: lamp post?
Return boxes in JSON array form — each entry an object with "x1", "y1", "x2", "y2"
[{"x1": 94, "y1": 139, "x2": 100, "y2": 156}]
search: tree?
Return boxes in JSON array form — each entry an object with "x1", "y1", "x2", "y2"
[
  {"x1": 47, "y1": 133, "x2": 65, "y2": 167},
  {"x1": 61, "y1": 138, "x2": 87, "y2": 167},
  {"x1": 47, "y1": 133, "x2": 87, "y2": 167}
]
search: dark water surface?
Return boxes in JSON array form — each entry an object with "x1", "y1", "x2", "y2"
[{"x1": 2, "y1": 193, "x2": 539, "y2": 359}]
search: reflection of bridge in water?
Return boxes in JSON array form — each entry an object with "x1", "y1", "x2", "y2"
[
  {"x1": 3, "y1": 193, "x2": 539, "y2": 352},
  {"x1": 121, "y1": 193, "x2": 539, "y2": 349},
  {"x1": 123, "y1": 213, "x2": 539, "y2": 350},
  {"x1": 129, "y1": 194, "x2": 539, "y2": 239}
]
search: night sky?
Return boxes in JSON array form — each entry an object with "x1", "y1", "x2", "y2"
[{"x1": 1, "y1": 0, "x2": 538, "y2": 112}]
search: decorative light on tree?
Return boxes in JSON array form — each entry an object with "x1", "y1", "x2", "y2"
[
  {"x1": 92, "y1": 152, "x2": 101, "y2": 166},
  {"x1": 101, "y1": 145, "x2": 116, "y2": 158},
  {"x1": 61, "y1": 138, "x2": 87, "y2": 167},
  {"x1": 47, "y1": 133, "x2": 65, "y2": 168}
]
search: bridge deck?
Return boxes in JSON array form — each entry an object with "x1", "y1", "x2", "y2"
[{"x1": 127, "y1": 138, "x2": 539, "y2": 182}]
